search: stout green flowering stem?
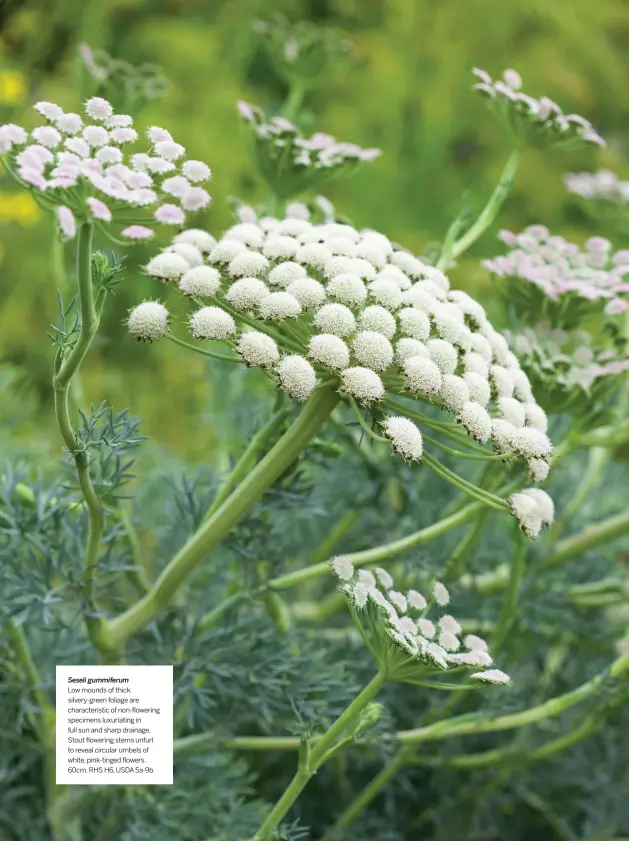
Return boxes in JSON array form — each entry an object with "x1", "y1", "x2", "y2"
[
  {"x1": 52, "y1": 222, "x2": 109, "y2": 652},
  {"x1": 320, "y1": 650, "x2": 629, "y2": 836},
  {"x1": 166, "y1": 333, "x2": 241, "y2": 363},
  {"x1": 252, "y1": 671, "x2": 387, "y2": 840},
  {"x1": 106, "y1": 386, "x2": 340, "y2": 651},
  {"x1": 203, "y1": 408, "x2": 291, "y2": 520},
  {"x1": 449, "y1": 149, "x2": 522, "y2": 260}
]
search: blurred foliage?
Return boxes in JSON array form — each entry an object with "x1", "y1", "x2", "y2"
[{"x1": 2, "y1": 0, "x2": 629, "y2": 460}]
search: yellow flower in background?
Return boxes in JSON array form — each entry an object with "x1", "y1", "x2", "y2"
[
  {"x1": 0, "y1": 70, "x2": 27, "y2": 104},
  {"x1": 0, "y1": 191, "x2": 41, "y2": 225}
]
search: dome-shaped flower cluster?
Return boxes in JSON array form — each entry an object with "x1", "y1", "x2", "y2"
[
  {"x1": 136, "y1": 210, "x2": 555, "y2": 501},
  {"x1": 330, "y1": 556, "x2": 510, "y2": 684},
  {"x1": 485, "y1": 226, "x2": 629, "y2": 322},
  {"x1": 0, "y1": 97, "x2": 212, "y2": 240},
  {"x1": 504, "y1": 323, "x2": 629, "y2": 424},
  {"x1": 237, "y1": 100, "x2": 380, "y2": 198},
  {"x1": 472, "y1": 68, "x2": 605, "y2": 150}
]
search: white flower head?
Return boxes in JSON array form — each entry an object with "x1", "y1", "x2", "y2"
[
  {"x1": 519, "y1": 488, "x2": 555, "y2": 525},
  {"x1": 458, "y1": 402, "x2": 492, "y2": 444},
  {"x1": 388, "y1": 591, "x2": 408, "y2": 613},
  {"x1": 259, "y1": 291, "x2": 302, "y2": 321},
  {"x1": 440, "y1": 374, "x2": 470, "y2": 414},
  {"x1": 417, "y1": 618, "x2": 436, "y2": 639},
  {"x1": 351, "y1": 331, "x2": 394, "y2": 372},
  {"x1": 510, "y1": 491, "x2": 543, "y2": 538},
  {"x1": 277, "y1": 355, "x2": 317, "y2": 401},
  {"x1": 427, "y1": 338, "x2": 459, "y2": 375},
  {"x1": 407, "y1": 589, "x2": 427, "y2": 611},
  {"x1": 465, "y1": 634, "x2": 489, "y2": 652},
  {"x1": 341, "y1": 367, "x2": 384, "y2": 405},
  {"x1": 470, "y1": 669, "x2": 511, "y2": 685},
  {"x1": 399, "y1": 307, "x2": 431, "y2": 340},
  {"x1": 145, "y1": 252, "x2": 190, "y2": 282},
  {"x1": 374, "y1": 567, "x2": 394, "y2": 589},
  {"x1": 358, "y1": 305, "x2": 397, "y2": 339},
  {"x1": 226, "y1": 278, "x2": 270, "y2": 311},
  {"x1": 86, "y1": 97, "x2": 114, "y2": 120},
  {"x1": 381, "y1": 416, "x2": 423, "y2": 461},
  {"x1": 237, "y1": 331, "x2": 280, "y2": 368},
  {"x1": 287, "y1": 277, "x2": 327, "y2": 309},
  {"x1": 308, "y1": 334, "x2": 350, "y2": 371},
  {"x1": 327, "y1": 272, "x2": 367, "y2": 307},
  {"x1": 189, "y1": 307, "x2": 236, "y2": 341},
  {"x1": 179, "y1": 266, "x2": 221, "y2": 298},
  {"x1": 403, "y1": 355, "x2": 442, "y2": 396},
  {"x1": 433, "y1": 581, "x2": 450, "y2": 606},
  {"x1": 330, "y1": 555, "x2": 354, "y2": 581},
  {"x1": 173, "y1": 229, "x2": 216, "y2": 253},
  {"x1": 314, "y1": 303, "x2": 356, "y2": 337},
  {"x1": 127, "y1": 301, "x2": 170, "y2": 342}
]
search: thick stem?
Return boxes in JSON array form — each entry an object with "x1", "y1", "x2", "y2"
[
  {"x1": 449, "y1": 149, "x2": 522, "y2": 260},
  {"x1": 252, "y1": 672, "x2": 387, "y2": 841},
  {"x1": 52, "y1": 224, "x2": 109, "y2": 651},
  {"x1": 106, "y1": 387, "x2": 339, "y2": 650},
  {"x1": 491, "y1": 533, "x2": 527, "y2": 650}
]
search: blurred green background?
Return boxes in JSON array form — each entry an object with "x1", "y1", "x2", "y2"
[{"x1": 2, "y1": 0, "x2": 628, "y2": 462}]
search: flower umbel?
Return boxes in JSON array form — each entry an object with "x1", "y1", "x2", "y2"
[
  {"x1": 330, "y1": 559, "x2": 510, "y2": 685},
  {"x1": 0, "y1": 97, "x2": 212, "y2": 241},
  {"x1": 472, "y1": 68, "x2": 605, "y2": 150}
]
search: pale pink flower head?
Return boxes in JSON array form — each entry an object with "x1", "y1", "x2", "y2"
[
  {"x1": 155, "y1": 204, "x2": 185, "y2": 225},
  {"x1": 87, "y1": 197, "x2": 112, "y2": 222},
  {"x1": 57, "y1": 206, "x2": 76, "y2": 240},
  {"x1": 85, "y1": 97, "x2": 113, "y2": 121},
  {"x1": 122, "y1": 225, "x2": 155, "y2": 240},
  {"x1": 56, "y1": 113, "x2": 83, "y2": 135},
  {"x1": 181, "y1": 187, "x2": 211, "y2": 211},
  {"x1": 35, "y1": 101, "x2": 64, "y2": 121},
  {"x1": 32, "y1": 126, "x2": 62, "y2": 148}
]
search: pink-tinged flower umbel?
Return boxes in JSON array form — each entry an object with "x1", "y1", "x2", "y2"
[
  {"x1": 237, "y1": 100, "x2": 381, "y2": 198},
  {"x1": 472, "y1": 68, "x2": 605, "y2": 150},
  {"x1": 0, "y1": 96, "x2": 212, "y2": 241},
  {"x1": 485, "y1": 225, "x2": 629, "y2": 329}
]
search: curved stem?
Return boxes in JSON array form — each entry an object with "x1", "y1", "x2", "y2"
[
  {"x1": 491, "y1": 532, "x2": 528, "y2": 650},
  {"x1": 52, "y1": 224, "x2": 110, "y2": 652},
  {"x1": 542, "y1": 508, "x2": 629, "y2": 571},
  {"x1": 166, "y1": 333, "x2": 241, "y2": 363},
  {"x1": 252, "y1": 672, "x2": 387, "y2": 840},
  {"x1": 422, "y1": 451, "x2": 510, "y2": 512},
  {"x1": 106, "y1": 386, "x2": 339, "y2": 651},
  {"x1": 449, "y1": 149, "x2": 522, "y2": 260}
]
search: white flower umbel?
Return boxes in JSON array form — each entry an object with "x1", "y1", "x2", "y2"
[
  {"x1": 0, "y1": 97, "x2": 212, "y2": 241},
  {"x1": 331, "y1": 562, "x2": 510, "y2": 686},
  {"x1": 139, "y1": 212, "x2": 554, "y2": 537},
  {"x1": 189, "y1": 307, "x2": 236, "y2": 341},
  {"x1": 127, "y1": 301, "x2": 170, "y2": 342}
]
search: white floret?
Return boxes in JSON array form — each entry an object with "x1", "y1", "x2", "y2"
[
  {"x1": 439, "y1": 374, "x2": 470, "y2": 414},
  {"x1": 497, "y1": 396, "x2": 526, "y2": 427},
  {"x1": 470, "y1": 669, "x2": 511, "y2": 684},
  {"x1": 355, "y1": 241, "x2": 387, "y2": 269},
  {"x1": 401, "y1": 285, "x2": 436, "y2": 313},
  {"x1": 295, "y1": 243, "x2": 333, "y2": 269},
  {"x1": 395, "y1": 338, "x2": 429, "y2": 366},
  {"x1": 447, "y1": 290, "x2": 487, "y2": 326},
  {"x1": 491, "y1": 419, "x2": 516, "y2": 454},
  {"x1": 331, "y1": 555, "x2": 355, "y2": 581},
  {"x1": 407, "y1": 589, "x2": 427, "y2": 610},
  {"x1": 308, "y1": 334, "x2": 350, "y2": 370},
  {"x1": 228, "y1": 250, "x2": 269, "y2": 278},
  {"x1": 485, "y1": 329, "x2": 511, "y2": 365},
  {"x1": 268, "y1": 261, "x2": 308, "y2": 287},
  {"x1": 527, "y1": 458, "x2": 550, "y2": 483},
  {"x1": 398, "y1": 307, "x2": 430, "y2": 340},
  {"x1": 327, "y1": 237, "x2": 358, "y2": 257},
  {"x1": 178, "y1": 266, "x2": 221, "y2": 298},
  {"x1": 223, "y1": 223, "x2": 265, "y2": 249},
  {"x1": 127, "y1": 301, "x2": 169, "y2": 342},
  {"x1": 327, "y1": 273, "x2": 367, "y2": 307},
  {"x1": 167, "y1": 242, "x2": 204, "y2": 267},
  {"x1": 145, "y1": 252, "x2": 189, "y2": 281},
  {"x1": 432, "y1": 308, "x2": 472, "y2": 350},
  {"x1": 173, "y1": 229, "x2": 217, "y2": 253},
  {"x1": 511, "y1": 427, "x2": 553, "y2": 460},
  {"x1": 524, "y1": 403, "x2": 548, "y2": 433},
  {"x1": 374, "y1": 567, "x2": 394, "y2": 589},
  {"x1": 237, "y1": 331, "x2": 280, "y2": 367},
  {"x1": 381, "y1": 416, "x2": 423, "y2": 461},
  {"x1": 403, "y1": 356, "x2": 442, "y2": 396},
  {"x1": 286, "y1": 277, "x2": 327, "y2": 309},
  {"x1": 368, "y1": 279, "x2": 404, "y2": 310},
  {"x1": 259, "y1": 291, "x2": 302, "y2": 321},
  {"x1": 509, "y1": 492, "x2": 543, "y2": 538},
  {"x1": 464, "y1": 352, "x2": 490, "y2": 378},
  {"x1": 341, "y1": 367, "x2": 385, "y2": 405},
  {"x1": 189, "y1": 307, "x2": 236, "y2": 341},
  {"x1": 377, "y1": 265, "x2": 411, "y2": 290},
  {"x1": 225, "y1": 278, "x2": 270, "y2": 310},
  {"x1": 351, "y1": 331, "x2": 394, "y2": 371},
  {"x1": 469, "y1": 332, "x2": 493, "y2": 362},
  {"x1": 358, "y1": 306, "x2": 397, "y2": 339},
  {"x1": 458, "y1": 402, "x2": 492, "y2": 443},
  {"x1": 490, "y1": 365, "x2": 515, "y2": 398},
  {"x1": 347, "y1": 257, "x2": 377, "y2": 282},
  {"x1": 263, "y1": 235, "x2": 299, "y2": 260},
  {"x1": 275, "y1": 218, "x2": 312, "y2": 237},
  {"x1": 390, "y1": 251, "x2": 425, "y2": 278},
  {"x1": 464, "y1": 372, "x2": 491, "y2": 406},
  {"x1": 277, "y1": 355, "x2": 317, "y2": 401},
  {"x1": 427, "y1": 338, "x2": 459, "y2": 375},
  {"x1": 511, "y1": 368, "x2": 534, "y2": 401},
  {"x1": 519, "y1": 488, "x2": 554, "y2": 524},
  {"x1": 209, "y1": 240, "x2": 247, "y2": 264},
  {"x1": 314, "y1": 304, "x2": 356, "y2": 337}
]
